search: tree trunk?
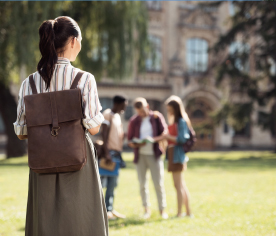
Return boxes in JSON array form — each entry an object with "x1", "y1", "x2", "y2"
[{"x1": 0, "y1": 81, "x2": 26, "y2": 158}]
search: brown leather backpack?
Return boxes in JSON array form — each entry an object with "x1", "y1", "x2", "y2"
[{"x1": 24, "y1": 71, "x2": 87, "y2": 174}]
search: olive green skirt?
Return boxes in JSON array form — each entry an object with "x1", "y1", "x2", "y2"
[{"x1": 25, "y1": 132, "x2": 109, "y2": 236}]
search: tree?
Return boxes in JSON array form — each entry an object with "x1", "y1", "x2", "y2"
[
  {"x1": 209, "y1": 2, "x2": 276, "y2": 147},
  {"x1": 0, "y1": 2, "x2": 148, "y2": 158}
]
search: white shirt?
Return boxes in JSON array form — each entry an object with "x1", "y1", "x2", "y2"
[
  {"x1": 102, "y1": 109, "x2": 124, "y2": 152},
  {"x1": 139, "y1": 116, "x2": 154, "y2": 155},
  {"x1": 13, "y1": 57, "x2": 104, "y2": 135}
]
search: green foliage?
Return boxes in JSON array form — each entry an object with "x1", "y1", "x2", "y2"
[
  {"x1": 0, "y1": 2, "x2": 64, "y2": 85},
  {"x1": 210, "y1": 2, "x2": 276, "y2": 134},
  {"x1": 0, "y1": 2, "x2": 148, "y2": 84},
  {"x1": 211, "y1": 102, "x2": 253, "y2": 131}
]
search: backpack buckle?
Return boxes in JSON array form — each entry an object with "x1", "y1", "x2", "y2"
[{"x1": 51, "y1": 127, "x2": 60, "y2": 137}]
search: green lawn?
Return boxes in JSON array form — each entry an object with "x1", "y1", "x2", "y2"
[{"x1": 0, "y1": 151, "x2": 276, "y2": 236}]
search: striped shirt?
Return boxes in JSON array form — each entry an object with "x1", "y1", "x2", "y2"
[{"x1": 13, "y1": 57, "x2": 104, "y2": 135}]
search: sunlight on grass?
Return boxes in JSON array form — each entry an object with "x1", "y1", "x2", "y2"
[{"x1": 0, "y1": 151, "x2": 276, "y2": 236}]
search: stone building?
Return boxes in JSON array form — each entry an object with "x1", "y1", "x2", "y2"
[
  {"x1": 96, "y1": 1, "x2": 275, "y2": 150},
  {"x1": 1, "y1": 1, "x2": 274, "y2": 150}
]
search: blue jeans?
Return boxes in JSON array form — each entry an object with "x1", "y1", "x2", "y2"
[
  {"x1": 100, "y1": 150, "x2": 121, "y2": 212},
  {"x1": 100, "y1": 175, "x2": 118, "y2": 212}
]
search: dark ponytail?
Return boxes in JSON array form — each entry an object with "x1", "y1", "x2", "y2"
[{"x1": 37, "y1": 16, "x2": 80, "y2": 90}]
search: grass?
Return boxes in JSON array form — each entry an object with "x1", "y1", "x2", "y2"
[{"x1": 0, "y1": 151, "x2": 276, "y2": 236}]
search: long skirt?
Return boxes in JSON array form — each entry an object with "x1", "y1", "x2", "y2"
[{"x1": 25, "y1": 131, "x2": 109, "y2": 236}]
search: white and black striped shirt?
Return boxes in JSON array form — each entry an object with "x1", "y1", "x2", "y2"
[{"x1": 14, "y1": 57, "x2": 104, "y2": 135}]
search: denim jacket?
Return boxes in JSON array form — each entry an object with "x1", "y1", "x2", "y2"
[{"x1": 173, "y1": 118, "x2": 190, "y2": 164}]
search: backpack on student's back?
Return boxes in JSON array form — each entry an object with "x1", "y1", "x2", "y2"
[
  {"x1": 24, "y1": 71, "x2": 87, "y2": 174},
  {"x1": 183, "y1": 127, "x2": 196, "y2": 153}
]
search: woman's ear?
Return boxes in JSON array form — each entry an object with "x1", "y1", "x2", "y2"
[{"x1": 71, "y1": 37, "x2": 76, "y2": 48}]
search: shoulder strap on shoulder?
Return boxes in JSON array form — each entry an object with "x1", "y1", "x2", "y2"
[
  {"x1": 70, "y1": 71, "x2": 84, "y2": 89},
  {"x1": 29, "y1": 74, "x2": 38, "y2": 94}
]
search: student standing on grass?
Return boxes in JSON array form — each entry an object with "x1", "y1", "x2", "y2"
[
  {"x1": 101, "y1": 95, "x2": 127, "y2": 220},
  {"x1": 13, "y1": 16, "x2": 108, "y2": 236},
  {"x1": 127, "y1": 97, "x2": 168, "y2": 219},
  {"x1": 154, "y1": 95, "x2": 193, "y2": 218}
]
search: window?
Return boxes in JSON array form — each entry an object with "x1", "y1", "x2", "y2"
[
  {"x1": 192, "y1": 109, "x2": 205, "y2": 119},
  {"x1": 124, "y1": 105, "x2": 133, "y2": 120},
  {"x1": 146, "y1": 1, "x2": 162, "y2": 11},
  {"x1": 186, "y1": 38, "x2": 208, "y2": 73},
  {"x1": 229, "y1": 42, "x2": 250, "y2": 72},
  {"x1": 146, "y1": 35, "x2": 162, "y2": 72},
  {"x1": 223, "y1": 122, "x2": 229, "y2": 134},
  {"x1": 147, "y1": 100, "x2": 162, "y2": 112},
  {"x1": 99, "y1": 97, "x2": 113, "y2": 112}
]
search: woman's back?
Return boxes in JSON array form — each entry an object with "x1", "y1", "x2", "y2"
[
  {"x1": 14, "y1": 16, "x2": 108, "y2": 236},
  {"x1": 14, "y1": 57, "x2": 104, "y2": 135}
]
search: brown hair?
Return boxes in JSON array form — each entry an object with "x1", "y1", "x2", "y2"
[
  {"x1": 133, "y1": 97, "x2": 147, "y2": 109},
  {"x1": 37, "y1": 16, "x2": 80, "y2": 90},
  {"x1": 165, "y1": 95, "x2": 192, "y2": 128}
]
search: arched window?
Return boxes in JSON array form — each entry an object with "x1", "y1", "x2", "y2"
[
  {"x1": 186, "y1": 38, "x2": 208, "y2": 73},
  {"x1": 192, "y1": 109, "x2": 205, "y2": 118},
  {"x1": 146, "y1": 35, "x2": 162, "y2": 72}
]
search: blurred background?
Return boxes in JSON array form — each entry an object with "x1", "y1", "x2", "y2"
[
  {"x1": 0, "y1": 2, "x2": 275, "y2": 236},
  {"x1": 0, "y1": 1, "x2": 275, "y2": 158}
]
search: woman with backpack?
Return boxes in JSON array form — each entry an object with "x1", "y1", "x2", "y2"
[
  {"x1": 13, "y1": 16, "x2": 108, "y2": 236},
  {"x1": 154, "y1": 95, "x2": 193, "y2": 218}
]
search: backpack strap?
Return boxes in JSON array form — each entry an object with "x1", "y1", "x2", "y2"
[
  {"x1": 29, "y1": 74, "x2": 38, "y2": 95},
  {"x1": 70, "y1": 71, "x2": 84, "y2": 89}
]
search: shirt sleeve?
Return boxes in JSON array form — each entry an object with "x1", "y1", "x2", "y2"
[
  {"x1": 158, "y1": 112, "x2": 168, "y2": 135},
  {"x1": 13, "y1": 80, "x2": 28, "y2": 135},
  {"x1": 81, "y1": 73, "x2": 104, "y2": 129}
]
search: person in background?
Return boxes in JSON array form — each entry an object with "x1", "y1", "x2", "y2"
[
  {"x1": 128, "y1": 97, "x2": 168, "y2": 219},
  {"x1": 154, "y1": 95, "x2": 193, "y2": 218},
  {"x1": 101, "y1": 95, "x2": 127, "y2": 220}
]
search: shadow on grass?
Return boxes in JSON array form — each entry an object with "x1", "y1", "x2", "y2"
[
  {"x1": 0, "y1": 160, "x2": 28, "y2": 166},
  {"x1": 122, "y1": 155, "x2": 276, "y2": 170},
  {"x1": 108, "y1": 216, "x2": 173, "y2": 230},
  {"x1": 187, "y1": 156, "x2": 276, "y2": 170},
  {"x1": 1, "y1": 152, "x2": 276, "y2": 170},
  {"x1": 17, "y1": 217, "x2": 170, "y2": 231},
  {"x1": 18, "y1": 227, "x2": 25, "y2": 231}
]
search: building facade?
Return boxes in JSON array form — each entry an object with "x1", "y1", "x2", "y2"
[
  {"x1": 97, "y1": 1, "x2": 275, "y2": 150},
  {"x1": 2, "y1": 2, "x2": 274, "y2": 150}
]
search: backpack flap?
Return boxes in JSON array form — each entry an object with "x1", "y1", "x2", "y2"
[{"x1": 25, "y1": 89, "x2": 84, "y2": 128}]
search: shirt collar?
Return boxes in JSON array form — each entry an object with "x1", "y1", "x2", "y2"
[{"x1": 56, "y1": 57, "x2": 71, "y2": 65}]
